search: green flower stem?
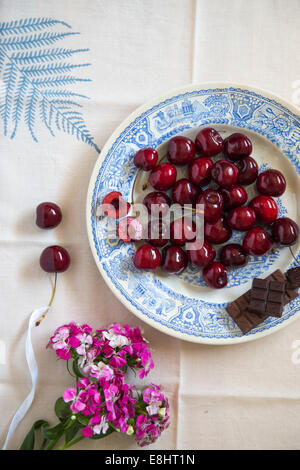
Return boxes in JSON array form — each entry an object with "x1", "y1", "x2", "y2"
[
  {"x1": 42, "y1": 435, "x2": 63, "y2": 450},
  {"x1": 58, "y1": 435, "x2": 85, "y2": 450},
  {"x1": 41, "y1": 421, "x2": 66, "y2": 450}
]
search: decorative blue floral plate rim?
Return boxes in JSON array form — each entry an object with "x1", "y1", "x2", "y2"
[{"x1": 86, "y1": 83, "x2": 300, "y2": 344}]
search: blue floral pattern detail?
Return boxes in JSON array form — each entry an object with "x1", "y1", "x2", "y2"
[
  {"x1": 0, "y1": 17, "x2": 99, "y2": 151},
  {"x1": 89, "y1": 87, "x2": 300, "y2": 341}
]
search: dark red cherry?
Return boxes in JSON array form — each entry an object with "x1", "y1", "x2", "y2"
[
  {"x1": 227, "y1": 206, "x2": 256, "y2": 231},
  {"x1": 242, "y1": 227, "x2": 273, "y2": 256},
  {"x1": 249, "y1": 195, "x2": 278, "y2": 225},
  {"x1": 40, "y1": 245, "x2": 70, "y2": 273},
  {"x1": 203, "y1": 262, "x2": 228, "y2": 289},
  {"x1": 117, "y1": 217, "x2": 144, "y2": 243},
  {"x1": 149, "y1": 163, "x2": 177, "y2": 191},
  {"x1": 36, "y1": 202, "x2": 62, "y2": 229},
  {"x1": 188, "y1": 157, "x2": 213, "y2": 187},
  {"x1": 220, "y1": 185, "x2": 248, "y2": 211},
  {"x1": 134, "y1": 148, "x2": 158, "y2": 171},
  {"x1": 204, "y1": 216, "x2": 232, "y2": 244},
  {"x1": 102, "y1": 191, "x2": 130, "y2": 218},
  {"x1": 147, "y1": 219, "x2": 169, "y2": 247},
  {"x1": 162, "y1": 245, "x2": 188, "y2": 274},
  {"x1": 133, "y1": 244, "x2": 161, "y2": 270},
  {"x1": 224, "y1": 133, "x2": 252, "y2": 160},
  {"x1": 143, "y1": 191, "x2": 171, "y2": 217},
  {"x1": 167, "y1": 136, "x2": 195, "y2": 165},
  {"x1": 272, "y1": 217, "x2": 299, "y2": 246},
  {"x1": 235, "y1": 156, "x2": 258, "y2": 185},
  {"x1": 170, "y1": 218, "x2": 196, "y2": 246},
  {"x1": 220, "y1": 243, "x2": 249, "y2": 267},
  {"x1": 196, "y1": 188, "x2": 224, "y2": 222},
  {"x1": 195, "y1": 127, "x2": 224, "y2": 157},
  {"x1": 187, "y1": 240, "x2": 216, "y2": 268},
  {"x1": 256, "y1": 169, "x2": 286, "y2": 197},
  {"x1": 172, "y1": 178, "x2": 201, "y2": 206},
  {"x1": 211, "y1": 160, "x2": 239, "y2": 188}
]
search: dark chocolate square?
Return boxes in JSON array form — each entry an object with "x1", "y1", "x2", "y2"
[
  {"x1": 269, "y1": 280, "x2": 285, "y2": 292},
  {"x1": 252, "y1": 278, "x2": 269, "y2": 289}
]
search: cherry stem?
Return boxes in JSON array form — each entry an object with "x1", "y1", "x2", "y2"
[
  {"x1": 131, "y1": 168, "x2": 140, "y2": 205},
  {"x1": 142, "y1": 154, "x2": 166, "y2": 191},
  {"x1": 172, "y1": 208, "x2": 199, "y2": 223},
  {"x1": 35, "y1": 272, "x2": 57, "y2": 327},
  {"x1": 289, "y1": 246, "x2": 300, "y2": 266}
]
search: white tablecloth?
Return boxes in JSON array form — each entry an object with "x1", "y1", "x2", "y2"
[{"x1": 1, "y1": 0, "x2": 300, "y2": 450}]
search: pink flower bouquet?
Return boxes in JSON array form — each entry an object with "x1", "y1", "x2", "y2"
[{"x1": 20, "y1": 322, "x2": 170, "y2": 450}]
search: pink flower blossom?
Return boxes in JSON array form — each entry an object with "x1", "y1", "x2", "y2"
[
  {"x1": 135, "y1": 385, "x2": 170, "y2": 447},
  {"x1": 83, "y1": 361, "x2": 114, "y2": 382},
  {"x1": 81, "y1": 426, "x2": 93, "y2": 438},
  {"x1": 62, "y1": 388, "x2": 77, "y2": 403},
  {"x1": 47, "y1": 322, "x2": 94, "y2": 361},
  {"x1": 90, "y1": 415, "x2": 109, "y2": 435}
]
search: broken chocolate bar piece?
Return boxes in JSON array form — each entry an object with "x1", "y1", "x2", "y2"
[
  {"x1": 226, "y1": 298, "x2": 268, "y2": 335},
  {"x1": 286, "y1": 267, "x2": 300, "y2": 290},
  {"x1": 248, "y1": 278, "x2": 285, "y2": 318},
  {"x1": 226, "y1": 270, "x2": 298, "y2": 335}
]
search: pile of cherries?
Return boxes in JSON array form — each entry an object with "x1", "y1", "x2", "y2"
[{"x1": 102, "y1": 128, "x2": 299, "y2": 289}]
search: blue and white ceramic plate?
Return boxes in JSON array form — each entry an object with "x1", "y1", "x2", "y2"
[{"x1": 86, "y1": 83, "x2": 300, "y2": 344}]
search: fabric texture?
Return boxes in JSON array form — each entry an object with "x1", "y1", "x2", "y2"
[{"x1": 0, "y1": 0, "x2": 299, "y2": 450}]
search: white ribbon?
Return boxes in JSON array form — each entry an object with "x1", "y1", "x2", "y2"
[{"x1": 2, "y1": 306, "x2": 49, "y2": 450}]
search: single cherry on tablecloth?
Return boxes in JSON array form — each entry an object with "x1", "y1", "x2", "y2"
[
  {"x1": 40, "y1": 245, "x2": 70, "y2": 273},
  {"x1": 36, "y1": 202, "x2": 62, "y2": 229},
  {"x1": 36, "y1": 244, "x2": 71, "y2": 326}
]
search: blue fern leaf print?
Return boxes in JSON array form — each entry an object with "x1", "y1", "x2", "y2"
[{"x1": 0, "y1": 17, "x2": 99, "y2": 152}]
